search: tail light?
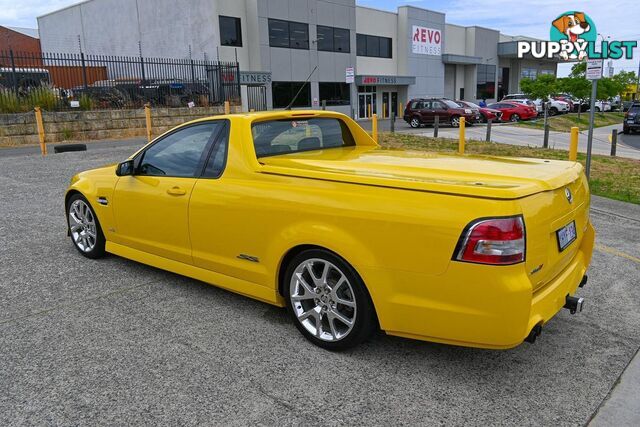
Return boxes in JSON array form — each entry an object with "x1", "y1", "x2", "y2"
[{"x1": 453, "y1": 216, "x2": 525, "y2": 265}]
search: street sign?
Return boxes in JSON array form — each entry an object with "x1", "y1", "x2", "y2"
[
  {"x1": 345, "y1": 67, "x2": 354, "y2": 84},
  {"x1": 586, "y1": 59, "x2": 603, "y2": 80}
]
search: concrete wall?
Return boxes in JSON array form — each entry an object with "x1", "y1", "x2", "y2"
[
  {"x1": 355, "y1": 7, "x2": 398, "y2": 76},
  {"x1": 0, "y1": 107, "x2": 227, "y2": 147},
  {"x1": 398, "y1": 6, "x2": 445, "y2": 99},
  {"x1": 443, "y1": 24, "x2": 466, "y2": 56}
]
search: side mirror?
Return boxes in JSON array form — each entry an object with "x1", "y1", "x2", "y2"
[{"x1": 116, "y1": 160, "x2": 134, "y2": 176}]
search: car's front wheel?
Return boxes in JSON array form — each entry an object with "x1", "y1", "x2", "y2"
[
  {"x1": 67, "y1": 193, "x2": 106, "y2": 259},
  {"x1": 284, "y1": 249, "x2": 377, "y2": 351},
  {"x1": 510, "y1": 113, "x2": 520, "y2": 122},
  {"x1": 450, "y1": 116, "x2": 460, "y2": 127}
]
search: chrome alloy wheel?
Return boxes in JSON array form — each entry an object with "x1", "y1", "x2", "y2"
[
  {"x1": 289, "y1": 258, "x2": 357, "y2": 342},
  {"x1": 451, "y1": 116, "x2": 460, "y2": 127},
  {"x1": 68, "y1": 199, "x2": 97, "y2": 253}
]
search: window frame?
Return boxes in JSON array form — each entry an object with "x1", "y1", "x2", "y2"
[
  {"x1": 318, "y1": 82, "x2": 350, "y2": 106},
  {"x1": 268, "y1": 19, "x2": 309, "y2": 50},
  {"x1": 317, "y1": 25, "x2": 350, "y2": 53},
  {"x1": 251, "y1": 117, "x2": 356, "y2": 158},
  {"x1": 219, "y1": 15, "x2": 242, "y2": 47},
  {"x1": 132, "y1": 120, "x2": 229, "y2": 179},
  {"x1": 356, "y1": 33, "x2": 392, "y2": 58}
]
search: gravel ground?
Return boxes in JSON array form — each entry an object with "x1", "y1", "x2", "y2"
[{"x1": 0, "y1": 142, "x2": 639, "y2": 426}]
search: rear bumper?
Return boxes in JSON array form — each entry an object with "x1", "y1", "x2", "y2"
[{"x1": 363, "y1": 221, "x2": 595, "y2": 349}]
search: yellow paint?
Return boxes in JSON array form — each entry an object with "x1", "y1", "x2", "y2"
[
  {"x1": 569, "y1": 127, "x2": 579, "y2": 161},
  {"x1": 144, "y1": 104, "x2": 152, "y2": 142},
  {"x1": 459, "y1": 116, "x2": 465, "y2": 154},
  {"x1": 371, "y1": 113, "x2": 378, "y2": 143},
  {"x1": 368, "y1": 103, "x2": 372, "y2": 119},
  {"x1": 66, "y1": 109, "x2": 595, "y2": 349},
  {"x1": 34, "y1": 107, "x2": 47, "y2": 156},
  {"x1": 382, "y1": 103, "x2": 386, "y2": 119},
  {"x1": 224, "y1": 101, "x2": 230, "y2": 115},
  {"x1": 595, "y1": 244, "x2": 640, "y2": 264}
]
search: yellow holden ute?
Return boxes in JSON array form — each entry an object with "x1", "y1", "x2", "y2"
[{"x1": 65, "y1": 110, "x2": 594, "y2": 350}]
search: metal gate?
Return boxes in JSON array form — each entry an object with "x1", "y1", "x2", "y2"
[{"x1": 247, "y1": 85, "x2": 267, "y2": 111}]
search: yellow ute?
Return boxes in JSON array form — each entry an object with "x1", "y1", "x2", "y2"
[{"x1": 65, "y1": 110, "x2": 594, "y2": 350}]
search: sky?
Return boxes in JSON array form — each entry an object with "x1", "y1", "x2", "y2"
[{"x1": 2, "y1": 0, "x2": 639, "y2": 77}]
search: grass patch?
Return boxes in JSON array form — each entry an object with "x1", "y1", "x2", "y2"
[
  {"x1": 379, "y1": 132, "x2": 640, "y2": 204},
  {"x1": 515, "y1": 112, "x2": 625, "y2": 132}
]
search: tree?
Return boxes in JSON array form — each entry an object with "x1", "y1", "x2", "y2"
[
  {"x1": 557, "y1": 76, "x2": 590, "y2": 119},
  {"x1": 569, "y1": 62, "x2": 586, "y2": 78},
  {"x1": 611, "y1": 71, "x2": 637, "y2": 99},
  {"x1": 520, "y1": 74, "x2": 558, "y2": 101}
]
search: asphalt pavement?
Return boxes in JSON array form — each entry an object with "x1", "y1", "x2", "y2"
[{"x1": 0, "y1": 141, "x2": 639, "y2": 426}]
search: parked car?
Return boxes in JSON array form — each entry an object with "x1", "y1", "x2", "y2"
[
  {"x1": 456, "y1": 100, "x2": 503, "y2": 122},
  {"x1": 589, "y1": 100, "x2": 612, "y2": 112},
  {"x1": 623, "y1": 102, "x2": 640, "y2": 134},
  {"x1": 501, "y1": 94, "x2": 540, "y2": 113},
  {"x1": 623, "y1": 100, "x2": 635, "y2": 112},
  {"x1": 487, "y1": 101, "x2": 538, "y2": 122},
  {"x1": 553, "y1": 95, "x2": 575, "y2": 112},
  {"x1": 533, "y1": 99, "x2": 570, "y2": 116},
  {"x1": 404, "y1": 98, "x2": 480, "y2": 128},
  {"x1": 65, "y1": 110, "x2": 593, "y2": 350}
]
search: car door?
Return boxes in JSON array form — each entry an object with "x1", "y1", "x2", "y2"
[
  {"x1": 431, "y1": 101, "x2": 450, "y2": 124},
  {"x1": 419, "y1": 101, "x2": 434, "y2": 124},
  {"x1": 112, "y1": 121, "x2": 223, "y2": 264}
]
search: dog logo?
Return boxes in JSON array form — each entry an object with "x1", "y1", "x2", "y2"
[{"x1": 551, "y1": 11, "x2": 596, "y2": 61}]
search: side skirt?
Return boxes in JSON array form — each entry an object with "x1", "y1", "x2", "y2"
[{"x1": 106, "y1": 241, "x2": 285, "y2": 307}]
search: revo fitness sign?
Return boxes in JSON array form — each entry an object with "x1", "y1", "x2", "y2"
[{"x1": 411, "y1": 26, "x2": 442, "y2": 56}]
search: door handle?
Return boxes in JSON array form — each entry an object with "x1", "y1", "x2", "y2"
[{"x1": 166, "y1": 186, "x2": 187, "y2": 196}]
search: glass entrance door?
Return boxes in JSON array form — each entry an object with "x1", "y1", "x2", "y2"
[{"x1": 357, "y1": 91, "x2": 377, "y2": 119}]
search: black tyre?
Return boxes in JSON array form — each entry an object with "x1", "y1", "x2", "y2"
[
  {"x1": 409, "y1": 117, "x2": 421, "y2": 128},
  {"x1": 284, "y1": 249, "x2": 377, "y2": 351},
  {"x1": 66, "y1": 193, "x2": 106, "y2": 259},
  {"x1": 549, "y1": 107, "x2": 558, "y2": 116},
  {"x1": 510, "y1": 114, "x2": 520, "y2": 122},
  {"x1": 450, "y1": 115, "x2": 461, "y2": 128},
  {"x1": 623, "y1": 127, "x2": 629, "y2": 134}
]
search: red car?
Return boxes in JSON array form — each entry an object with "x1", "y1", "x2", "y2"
[
  {"x1": 487, "y1": 101, "x2": 537, "y2": 122},
  {"x1": 456, "y1": 101, "x2": 503, "y2": 122}
]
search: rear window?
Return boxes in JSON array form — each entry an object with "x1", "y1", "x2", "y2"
[
  {"x1": 629, "y1": 105, "x2": 640, "y2": 113},
  {"x1": 251, "y1": 117, "x2": 355, "y2": 157}
]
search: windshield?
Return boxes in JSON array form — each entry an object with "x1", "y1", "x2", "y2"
[
  {"x1": 462, "y1": 101, "x2": 481, "y2": 109},
  {"x1": 442, "y1": 100, "x2": 461, "y2": 109},
  {"x1": 251, "y1": 117, "x2": 355, "y2": 157}
]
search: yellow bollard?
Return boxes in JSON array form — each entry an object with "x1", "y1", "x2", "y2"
[
  {"x1": 250, "y1": 108, "x2": 255, "y2": 112},
  {"x1": 144, "y1": 104, "x2": 153, "y2": 142},
  {"x1": 569, "y1": 126, "x2": 579, "y2": 161},
  {"x1": 34, "y1": 107, "x2": 47, "y2": 156},
  {"x1": 383, "y1": 103, "x2": 386, "y2": 119},
  {"x1": 458, "y1": 116, "x2": 466, "y2": 155},
  {"x1": 368, "y1": 104, "x2": 372, "y2": 119},
  {"x1": 372, "y1": 113, "x2": 378, "y2": 143},
  {"x1": 224, "y1": 100, "x2": 230, "y2": 115}
]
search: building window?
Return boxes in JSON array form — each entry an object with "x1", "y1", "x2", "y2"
[
  {"x1": 476, "y1": 64, "x2": 496, "y2": 100},
  {"x1": 319, "y1": 82, "x2": 350, "y2": 106},
  {"x1": 317, "y1": 26, "x2": 350, "y2": 53},
  {"x1": 521, "y1": 68, "x2": 537, "y2": 80},
  {"x1": 219, "y1": 16, "x2": 242, "y2": 47},
  {"x1": 539, "y1": 69, "x2": 555, "y2": 76},
  {"x1": 272, "y1": 82, "x2": 311, "y2": 108},
  {"x1": 269, "y1": 19, "x2": 309, "y2": 49},
  {"x1": 356, "y1": 33, "x2": 392, "y2": 58}
]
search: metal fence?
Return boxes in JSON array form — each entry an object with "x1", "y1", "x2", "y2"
[{"x1": 0, "y1": 50, "x2": 241, "y2": 111}]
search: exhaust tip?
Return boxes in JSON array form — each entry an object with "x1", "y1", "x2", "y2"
[
  {"x1": 564, "y1": 295, "x2": 584, "y2": 314},
  {"x1": 525, "y1": 324, "x2": 542, "y2": 344},
  {"x1": 579, "y1": 274, "x2": 588, "y2": 288}
]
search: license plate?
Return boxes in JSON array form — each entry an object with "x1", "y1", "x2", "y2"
[{"x1": 556, "y1": 221, "x2": 577, "y2": 252}]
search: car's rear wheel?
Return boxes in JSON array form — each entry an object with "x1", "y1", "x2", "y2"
[
  {"x1": 549, "y1": 107, "x2": 558, "y2": 116},
  {"x1": 450, "y1": 116, "x2": 460, "y2": 127},
  {"x1": 595, "y1": 107, "x2": 601, "y2": 112},
  {"x1": 67, "y1": 194, "x2": 106, "y2": 259},
  {"x1": 510, "y1": 113, "x2": 520, "y2": 122},
  {"x1": 623, "y1": 127, "x2": 629, "y2": 134},
  {"x1": 409, "y1": 117, "x2": 421, "y2": 128},
  {"x1": 284, "y1": 249, "x2": 376, "y2": 351}
]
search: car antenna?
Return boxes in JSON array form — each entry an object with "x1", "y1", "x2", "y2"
[{"x1": 284, "y1": 65, "x2": 318, "y2": 110}]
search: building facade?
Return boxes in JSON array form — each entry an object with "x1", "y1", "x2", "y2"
[{"x1": 37, "y1": 0, "x2": 558, "y2": 117}]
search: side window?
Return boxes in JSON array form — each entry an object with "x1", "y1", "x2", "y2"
[
  {"x1": 432, "y1": 101, "x2": 445, "y2": 110},
  {"x1": 137, "y1": 123, "x2": 220, "y2": 177},
  {"x1": 202, "y1": 124, "x2": 229, "y2": 178}
]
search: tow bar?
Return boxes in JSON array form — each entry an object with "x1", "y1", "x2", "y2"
[{"x1": 564, "y1": 295, "x2": 584, "y2": 314}]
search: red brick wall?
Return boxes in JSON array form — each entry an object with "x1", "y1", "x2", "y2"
[{"x1": 0, "y1": 26, "x2": 42, "y2": 66}]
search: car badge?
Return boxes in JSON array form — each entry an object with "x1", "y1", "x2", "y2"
[{"x1": 565, "y1": 188, "x2": 573, "y2": 204}]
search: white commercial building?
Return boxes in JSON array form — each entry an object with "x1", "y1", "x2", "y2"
[{"x1": 38, "y1": 0, "x2": 559, "y2": 117}]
